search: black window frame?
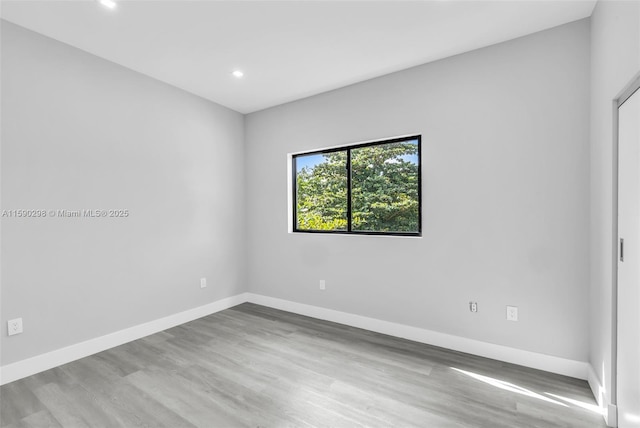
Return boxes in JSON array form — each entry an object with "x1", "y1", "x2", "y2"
[{"x1": 292, "y1": 135, "x2": 422, "y2": 237}]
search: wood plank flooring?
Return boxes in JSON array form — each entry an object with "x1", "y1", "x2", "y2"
[{"x1": 1, "y1": 303, "x2": 606, "y2": 427}]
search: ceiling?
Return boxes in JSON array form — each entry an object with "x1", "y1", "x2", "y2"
[{"x1": 0, "y1": 0, "x2": 596, "y2": 114}]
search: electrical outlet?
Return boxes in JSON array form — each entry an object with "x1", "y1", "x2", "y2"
[
  {"x1": 7, "y1": 318, "x2": 23, "y2": 336},
  {"x1": 506, "y1": 306, "x2": 518, "y2": 321},
  {"x1": 319, "y1": 280, "x2": 326, "y2": 290},
  {"x1": 469, "y1": 302, "x2": 478, "y2": 313},
  {"x1": 200, "y1": 277, "x2": 207, "y2": 288}
]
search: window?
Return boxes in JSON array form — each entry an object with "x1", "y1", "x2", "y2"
[{"x1": 292, "y1": 135, "x2": 421, "y2": 236}]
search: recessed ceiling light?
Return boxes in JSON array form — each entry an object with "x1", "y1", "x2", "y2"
[
  {"x1": 98, "y1": 0, "x2": 117, "y2": 10},
  {"x1": 232, "y1": 70, "x2": 244, "y2": 78}
]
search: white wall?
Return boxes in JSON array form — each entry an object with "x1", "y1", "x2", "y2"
[
  {"x1": 245, "y1": 20, "x2": 591, "y2": 362},
  {"x1": 589, "y1": 0, "x2": 640, "y2": 418},
  {"x1": 0, "y1": 21, "x2": 246, "y2": 365}
]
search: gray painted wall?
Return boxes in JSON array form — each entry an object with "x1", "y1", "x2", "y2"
[
  {"x1": 2, "y1": 17, "x2": 594, "y2": 369},
  {"x1": 589, "y1": 0, "x2": 640, "y2": 408},
  {"x1": 1, "y1": 22, "x2": 246, "y2": 365},
  {"x1": 245, "y1": 19, "x2": 591, "y2": 361}
]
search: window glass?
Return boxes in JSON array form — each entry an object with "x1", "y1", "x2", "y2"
[
  {"x1": 351, "y1": 140, "x2": 419, "y2": 233},
  {"x1": 295, "y1": 151, "x2": 348, "y2": 231},
  {"x1": 293, "y1": 135, "x2": 421, "y2": 236}
]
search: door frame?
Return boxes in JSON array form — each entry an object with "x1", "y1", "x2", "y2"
[{"x1": 612, "y1": 72, "x2": 640, "y2": 426}]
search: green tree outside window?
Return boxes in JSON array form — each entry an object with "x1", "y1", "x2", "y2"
[{"x1": 294, "y1": 137, "x2": 420, "y2": 235}]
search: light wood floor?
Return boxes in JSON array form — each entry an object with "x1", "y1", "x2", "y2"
[{"x1": 1, "y1": 303, "x2": 606, "y2": 428}]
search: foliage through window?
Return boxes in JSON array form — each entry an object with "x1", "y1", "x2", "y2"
[{"x1": 293, "y1": 136, "x2": 421, "y2": 236}]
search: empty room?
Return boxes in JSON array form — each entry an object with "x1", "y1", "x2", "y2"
[{"x1": 1, "y1": 0, "x2": 639, "y2": 427}]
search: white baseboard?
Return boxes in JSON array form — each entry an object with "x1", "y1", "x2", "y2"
[
  {"x1": 246, "y1": 293, "x2": 589, "y2": 380},
  {"x1": 0, "y1": 293, "x2": 248, "y2": 385},
  {"x1": 588, "y1": 364, "x2": 606, "y2": 411},
  {"x1": 588, "y1": 364, "x2": 617, "y2": 427},
  {"x1": 606, "y1": 404, "x2": 618, "y2": 427},
  {"x1": 1, "y1": 291, "x2": 590, "y2": 387}
]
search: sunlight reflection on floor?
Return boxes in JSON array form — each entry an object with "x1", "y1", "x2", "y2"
[
  {"x1": 544, "y1": 393, "x2": 604, "y2": 415},
  {"x1": 451, "y1": 367, "x2": 568, "y2": 406},
  {"x1": 451, "y1": 367, "x2": 604, "y2": 415},
  {"x1": 451, "y1": 367, "x2": 604, "y2": 416}
]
